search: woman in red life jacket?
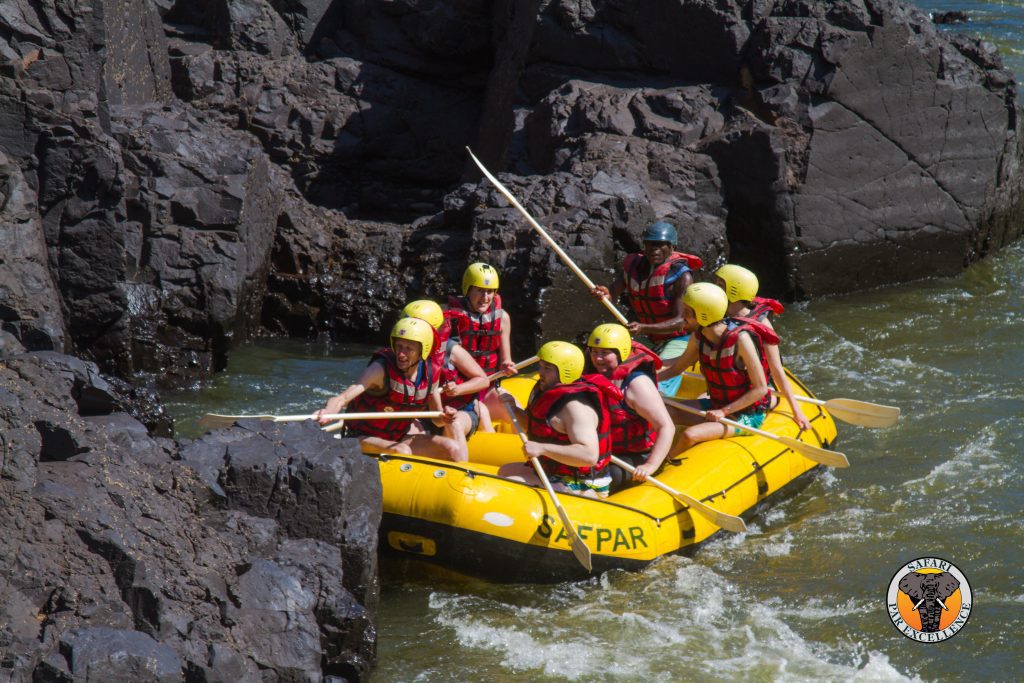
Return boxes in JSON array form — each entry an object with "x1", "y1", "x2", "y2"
[
  {"x1": 444, "y1": 262, "x2": 516, "y2": 430},
  {"x1": 497, "y1": 341, "x2": 621, "y2": 498},
  {"x1": 403, "y1": 299, "x2": 492, "y2": 438},
  {"x1": 714, "y1": 264, "x2": 812, "y2": 431},
  {"x1": 656, "y1": 283, "x2": 773, "y2": 452},
  {"x1": 588, "y1": 222, "x2": 702, "y2": 397},
  {"x1": 314, "y1": 317, "x2": 467, "y2": 462},
  {"x1": 585, "y1": 323, "x2": 676, "y2": 491}
]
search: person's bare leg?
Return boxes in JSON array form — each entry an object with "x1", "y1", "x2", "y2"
[
  {"x1": 476, "y1": 400, "x2": 495, "y2": 432},
  {"x1": 483, "y1": 389, "x2": 512, "y2": 427},
  {"x1": 399, "y1": 432, "x2": 465, "y2": 462},
  {"x1": 357, "y1": 436, "x2": 413, "y2": 454},
  {"x1": 665, "y1": 400, "x2": 704, "y2": 427},
  {"x1": 498, "y1": 461, "x2": 538, "y2": 484},
  {"x1": 442, "y1": 412, "x2": 471, "y2": 462},
  {"x1": 676, "y1": 421, "x2": 731, "y2": 452}
]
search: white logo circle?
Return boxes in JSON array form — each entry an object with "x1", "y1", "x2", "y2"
[{"x1": 886, "y1": 557, "x2": 972, "y2": 643}]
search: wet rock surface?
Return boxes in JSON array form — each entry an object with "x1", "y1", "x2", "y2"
[
  {"x1": 0, "y1": 352, "x2": 379, "y2": 680},
  {"x1": 2, "y1": 0, "x2": 1021, "y2": 370}
]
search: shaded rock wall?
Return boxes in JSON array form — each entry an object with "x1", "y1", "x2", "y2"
[
  {"x1": 3, "y1": 0, "x2": 1023, "y2": 374},
  {"x1": 0, "y1": 351, "x2": 379, "y2": 680}
]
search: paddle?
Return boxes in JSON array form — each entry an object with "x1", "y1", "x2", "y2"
[
  {"x1": 467, "y1": 147, "x2": 629, "y2": 326},
  {"x1": 199, "y1": 411, "x2": 443, "y2": 431},
  {"x1": 505, "y1": 407, "x2": 593, "y2": 572},
  {"x1": 609, "y1": 456, "x2": 747, "y2": 533},
  {"x1": 485, "y1": 355, "x2": 540, "y2": 382},
  {"x1": 661, "y1": 396, "x2": 850, "y2": 468},
  {"x1": 678, "y1": 370, "x2": 900, "y2": 428}
]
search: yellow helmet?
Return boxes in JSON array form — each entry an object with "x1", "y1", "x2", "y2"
[
  {"x1": 538, "y1": 341, "x2": 584, "y2": 384},
  {"x1": 462, "y1": 262, "x2": 500, "y2": 295},
  {"x1": 683, "y1": 283, "x2": 729, "y2": 326},
  {"x1": 715, "y1": 264, "x2": 759, "y2": 303},
  {"x1": 587, "y1": 323, "x2": 631, "y2": 361},
  {"x1": 402, "y1": 299, "x2": 444, "y2": 330},
  {"x1": 390, "y1": 317, "x2": 434, "y2": 358}
]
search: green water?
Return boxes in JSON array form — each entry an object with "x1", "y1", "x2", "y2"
[{"x1": 168, "y1": 243, "x2": 1024, "y2": 681}]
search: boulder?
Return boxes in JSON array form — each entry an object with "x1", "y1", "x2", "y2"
[{"x1": 0, "y1": 353, "x2": 380, "y2": 679}]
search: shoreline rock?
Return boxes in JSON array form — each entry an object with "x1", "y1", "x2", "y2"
[{"x1": 0, "y1": 351, "x2": 379, "y2": 680}]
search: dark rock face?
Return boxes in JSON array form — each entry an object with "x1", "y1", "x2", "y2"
[
  {"x1": 0, "y1": 352, "x2": 379, "y2": 680},
  {"x1": 4, "y1": 0, "x2": 1023, "y2": 372}
]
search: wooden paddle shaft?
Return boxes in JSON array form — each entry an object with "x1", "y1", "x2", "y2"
[
  {"x1": 467, "y1": 148, "x2": 629, "y2": 326},
  {"x1": 485, "y1": 356, "x2": 540, "y2": 382}
]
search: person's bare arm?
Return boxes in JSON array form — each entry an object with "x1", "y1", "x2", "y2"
[
  {"x1": 445, "y1": 345, "x2": 490, "y2": 396},
  {"x1": 623, "y1": 375, "x2": 677, "y2": 480},
  {"x1": 316, "y1": 361, "x2": 384, "y2": 422},
  {"x1": 705, "y1": 333, "x2": 768, "y2": 422},
  {"x1": 498, "y1": 310, "x2": 515, "y2": 374},
  {"x1": 764, "y1": 342, "x2": 812, "y2": 430},
  {"x1": 429, "y1": 386, "x2": 457, "y2": 425},
  {"x1": 656, "y1": 335, "x2": 698, "y2": 383},
  {"x1": 591, "y1": 272, "x2": 626, "y2": 303},
  {"x1": 522, "y1": 401, "x2": 600, "y2": 466}
]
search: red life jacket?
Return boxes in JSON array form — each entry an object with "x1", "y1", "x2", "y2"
[
  {"x1": 438, "y1": 338, "x2": 476, "y2": 410},
  {"x1": 697, "y1": 318, "x2": 778, "y2": 413},
  {"x1": 623, "y1": 252, "x2": 703, "y2": 342},
  {"x1": 346, "y1": 349, "x2": 442, "y2": 440},
  {"x1": 748, "y1": 296, "x2": 784, "y2": 322},
  {"x1": 526, "y1": 374, "x2": 622, "y2": 476},
  {"x1": 445, "y1": 294, "x2": 503, "y2": 373},
  {"x1": 607, "y1": 342, "x2": 663, "y2": 454}
]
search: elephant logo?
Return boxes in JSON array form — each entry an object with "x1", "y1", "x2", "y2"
[{"x1": 886, "y1": 557, "x2": 972, "y2": 642}]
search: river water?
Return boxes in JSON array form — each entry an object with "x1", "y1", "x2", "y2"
[{"x1": 166, "y1": 4, "x2": 1024, "y2": 680}]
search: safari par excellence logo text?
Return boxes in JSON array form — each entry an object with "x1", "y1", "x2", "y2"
[{"x1": 887, "y1": 557, "x2": 972, "y2": 642}]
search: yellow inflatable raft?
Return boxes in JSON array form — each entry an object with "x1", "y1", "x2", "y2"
[{"x1": 371, "y1": 371, "x2": 838, "y2": 582}]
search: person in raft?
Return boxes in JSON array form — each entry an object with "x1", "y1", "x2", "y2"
[
  {"x1": 444, "y1": 262, "x2": 516, "y2": 429},
  {"x1": 714, "y1": 264, "x2": 812, "y2": 432},
  {"x1": 315, "y1": 317, "x2": 467, "y2": 462},
  {"x1": 588, "y1": 221, "x2": 702, "y2": 397},
  {"x1": 497, "y1": 341, "x2": 622, "y2": 498},
  {"x1": 402, "y1": 299, "x2": 492, "y2": 438},
  {"x1": 656, "y1": 283, "x2": 775, "y2": 450},
  {"x1": 585, "y1": 323, "x2": 676, "y2": 491}
]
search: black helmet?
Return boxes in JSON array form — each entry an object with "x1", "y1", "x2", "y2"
[{"x1": 641, "y1": 221, "x2": 677, "y2": 245}]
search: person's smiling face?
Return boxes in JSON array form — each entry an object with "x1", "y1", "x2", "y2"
[
  {"x1": 643, "y1": 240, "x2": 673, "y2": 267},
  {"x1": 466, "y1": 285, "x2": 496, "y2": 313},
  {"x1": 588, "y1": 346, "x2": 620, "y2": 375}
]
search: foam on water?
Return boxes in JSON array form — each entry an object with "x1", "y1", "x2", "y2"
[{"x1": 418, "y1": 560, "x2": 922, "y2": 682}]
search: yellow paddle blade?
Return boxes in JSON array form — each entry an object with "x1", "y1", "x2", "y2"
[
  {"x1": 610, "y1": 456, "x2": 747, "y2": 533},
  {"x1": 555, "y1": 499, "x2": 593, "y2": 572},
  {"x1": 777, "y1": 435, "x2": 850, "y2": 468},
  {"x1": 823, "y1": 398, "x2": 900, "y2": 428}
]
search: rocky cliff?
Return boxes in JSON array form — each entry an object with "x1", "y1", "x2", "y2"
[
  {"x1": 0, "y1": 352, "x2": 379, "y2": 680},
  {"x1": 3, "y1": 0, "x2": 1022, "y2": 377}
]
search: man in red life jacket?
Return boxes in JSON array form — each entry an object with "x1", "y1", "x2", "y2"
[
  {"x1": 445, "y1": 262, "x2": 516, "y2": 429},
  {"x1": 585, "y1": 323, "x2": 677, "y2": 490},
  {"x1": 657, "y1": 283, "x2": 773, "y2": 451},
  {"x1": 403, "y1": 299, "x2": 492, "y2": 437},
  {"x1": 714, "y1": 264, "x2": 812, "y2": 431},
  {"x1": 589, "y1": 221, "x2": 702, "y2": 397},
  {"x1": 497, "y1": 341, "x2": 621, "y2": 498},
  {"x1": 315, "y1": 317, "x2": 467, "y2": 461}
]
